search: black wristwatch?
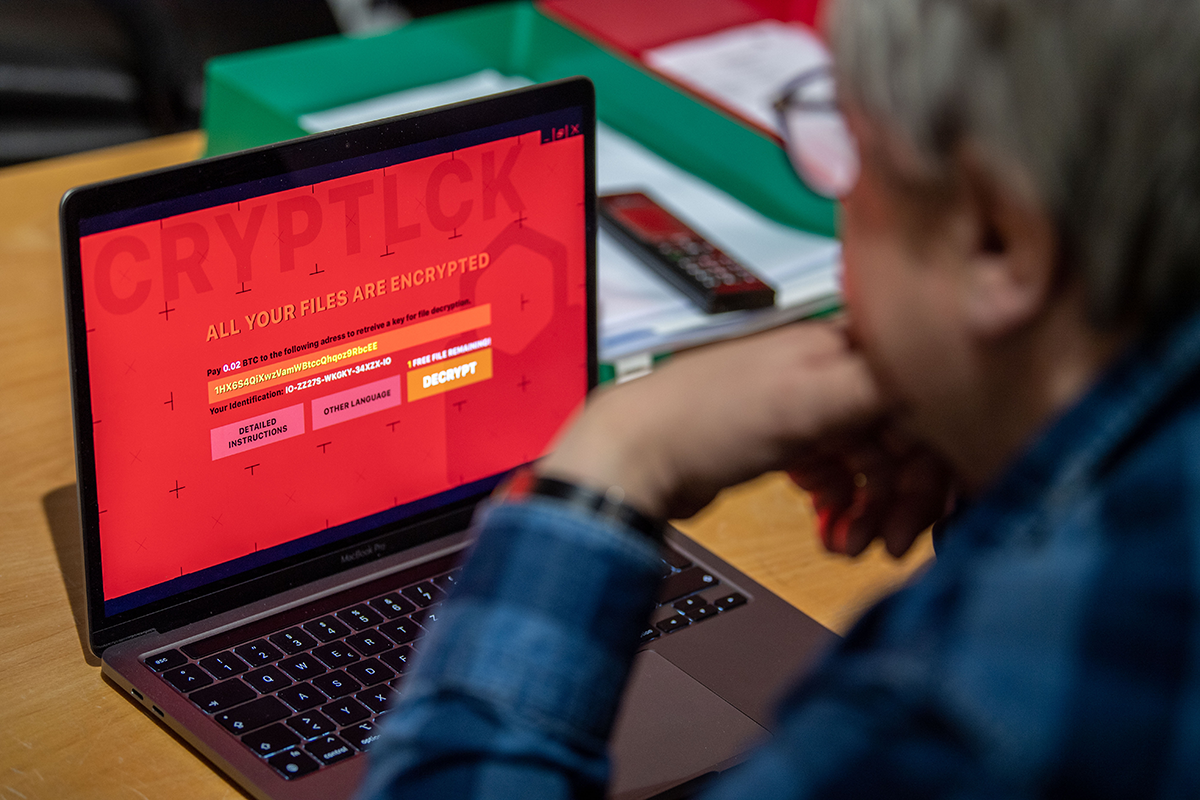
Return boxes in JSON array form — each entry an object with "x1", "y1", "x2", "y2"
[{"x1": 495, "y1": 467, "x2": 666, "y2": 544}]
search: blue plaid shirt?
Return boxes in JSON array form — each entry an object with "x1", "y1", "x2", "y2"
[{"x1": 359, "y1": 310, "x2": 1200, "y2": 799}]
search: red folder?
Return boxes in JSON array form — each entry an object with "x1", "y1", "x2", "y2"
[{"x1": 538, "y1": 0, "x2": 825, "y2": 59}]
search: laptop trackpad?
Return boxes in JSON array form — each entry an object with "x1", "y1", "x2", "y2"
[{"x1": 609, "y1": 651, "x2": 767, "y2": 800}]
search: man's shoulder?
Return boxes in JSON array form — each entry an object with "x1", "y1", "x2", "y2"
[{"x1": 1093, "y1": 373, "x2": 1200, "y2": 538}]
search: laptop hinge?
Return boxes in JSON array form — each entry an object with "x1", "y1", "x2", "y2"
[{"x1": 99, "y1": 628, "x2": 160, "y2": 656}]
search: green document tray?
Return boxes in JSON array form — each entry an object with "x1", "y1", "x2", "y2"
[{"x1": 202, "y1": 0, "x2": 836, "y2": 238}]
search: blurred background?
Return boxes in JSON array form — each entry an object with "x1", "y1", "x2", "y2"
[{"x1": 0, "y1": 0, "x2": 506, "y2": 167}]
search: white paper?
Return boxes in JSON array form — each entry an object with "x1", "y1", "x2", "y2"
[
  {"x1": 298, "y1": 70, "x2": 534, "y2": 133},
  {"x1": 644, "y1": 20, "x2": 830, "y2": 136},
  {"x1": 596, "y1": 124, "x2": 840, "y2": 360},
  {"x1": 296, "y1": 70, "x2": 841, "y2": 361}
]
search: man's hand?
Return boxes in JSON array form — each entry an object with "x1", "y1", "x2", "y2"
[
  {"x1": 538, "y1": 322, "x2": 950, "y2": 558},
  {"x1": 787, "y1": 430, "x2": 952, "y2": 557}
]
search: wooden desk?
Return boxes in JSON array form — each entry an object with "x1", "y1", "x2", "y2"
[{"x1": 0, "y1": 133, "x2": 932, "y2": 798}]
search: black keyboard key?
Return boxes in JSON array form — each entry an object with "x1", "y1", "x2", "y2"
[
  {"x1": 190, "y1": 679, "x2": 256, "y2": 713},
  {"x1": 321, "y1": 697, "x2": 371, "y2": 727},
  {"x1": 342, "y1": 720, "x2": 383, "y2": 750},
  {"x1": 312, "y1": 670, "x2": 361, "y2": 699},
  {"x1": 346, "y1": 658, "x2": 395, "y2": 687},
  {"x1": 199, "y1": 651, "x2": 249, "y2": 680},
  {"x1": 661, "y1": 548, "x2": 693, "y2": 571},
  {"x1": 288, "y1": 710, "x2": 337, "y2": 739},
  {"x1": 432, "y1": 569, "x2": 462, "y2": 593},
  {"x1": 638, "y1": 627, "x2": 661, "y2": 645},
  {"x1": 379, "y1": 646, "x2": 415, "y2": 674},
  {"x1": 304, "y1": 734, "x2": 356, "y2": 766},
  {"x1": 370, "y1": 592, "x2": 415, "y2": 619},
  {"x1": 337, "y1": 604, "x2": 384, "y2": 631},
  {"x1": 216, "y1": 696, "x2": 290, "y2": 734},
  {"x1": 684, "y1": 604, "x2": 717, "y2": 622},
  {"x1": 233, "y1": 640, "x2": 284, "y2": 667},
  {"x1": 655, "y1": 615, "x2": 691, "y2": 634},
  {"x1": 162, "y1": 664, "x2": 213, "y2": 692},
  {"x1": 242, "y1": 722, "x2": 300, "y2": 757},
  {"x1": 303, "y1": 616, "x2": 352, "y2": 643},
  {"x1": 379, "y1": 618, "x2": 424, "y2": 646},
  {"x1": 269, "y1": 627, "x2": 319, "y2": 655},
  {"x1": 313, "y1": 642, "x2": 360, "y2": 669},
  {"x1": 145, "y1": 650, "x2": 187, "y2": 672},
  {"x1": 713, "y1": 592, "x2": 747, "y2": 611},
  {"x1": 357, "y1": 686, "x2": 393, "y2": 714},
  {"x1": 268, "y1": 747, "x2": 320, "y2": 779},
  {"x1": 278, "y1": 653, "x2": 328, "y2": 682},
  {"x1": 244, "y1": 665, "x2": 293, "y2": 694},
  {"x1": 673, "y1": 596, "x2": 705, "y2": 612},
  {"x1": 658, "y1": 568, "x2": 718, "y2": 604},
  {"x1": 401, "y1": 582, "x2": 442, "y2": 608},
  {"x1": 278, "y1": 682, "x2": 326, "y2": 712},
  {"x1": 345, "y1": 630, "x2": 391, "y2": 657},
  {"x1": 411, "y1": 605, "x2": 443, "y2": 627}
]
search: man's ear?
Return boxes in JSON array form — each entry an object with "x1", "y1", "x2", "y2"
[{"x1": 956, "y1": 147, "x2": 1058, "y2": 339}]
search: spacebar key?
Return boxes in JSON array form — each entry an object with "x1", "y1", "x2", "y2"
[{"x1": 657, "y1": 567, "x2": 717, "y2": 604}]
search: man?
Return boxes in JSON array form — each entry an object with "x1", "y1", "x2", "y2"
[{"x1": 360, "y1": 0, "x2": 1200, "y2": 796}]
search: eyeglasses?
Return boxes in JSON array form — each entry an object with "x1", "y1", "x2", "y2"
[{"x1": 773, "y1": 65, "x2": 860, "y2": 199}]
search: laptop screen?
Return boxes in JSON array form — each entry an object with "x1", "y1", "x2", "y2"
[{"x1": 62, "y1": 81, "x2": 595, "y2": 632}]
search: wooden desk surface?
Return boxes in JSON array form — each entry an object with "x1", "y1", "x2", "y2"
[{"x1": 0, "y1": 132, "x2": 932, "y2": 798}]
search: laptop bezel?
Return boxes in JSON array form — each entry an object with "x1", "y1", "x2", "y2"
[{"x1": 60, "y1": 77, "x2": 598, "y2": 656}]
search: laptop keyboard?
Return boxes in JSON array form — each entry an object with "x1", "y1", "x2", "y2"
[{"x1": 142, "y1": 548, "x2": 747, "y2": 780}]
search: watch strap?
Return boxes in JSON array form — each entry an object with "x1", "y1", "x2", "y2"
[{"x1": 498, "y1": 468, "x2": 666, "y2": 544}]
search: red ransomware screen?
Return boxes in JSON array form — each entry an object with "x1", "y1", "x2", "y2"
[{"x1": 80, "y1": 127, "x2": 588, "y2": 610}]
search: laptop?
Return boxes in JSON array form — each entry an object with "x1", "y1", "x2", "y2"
[{"x1": 60, "y1": 77, "x2": 835, "y2": 800}]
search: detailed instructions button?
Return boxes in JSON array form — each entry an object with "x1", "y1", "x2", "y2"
[
  {"x1": 312, "y1": 375, "x2": 401, "y2": 431},
  {"x1": 210, "y1": 404, "x2": 305, "y2": 460}
]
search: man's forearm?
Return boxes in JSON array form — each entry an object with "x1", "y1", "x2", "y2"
[{"x1": 357, "y1": 498, "x2": 663, "y2": 800}]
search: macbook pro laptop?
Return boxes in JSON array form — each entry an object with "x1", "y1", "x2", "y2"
[{"x1": 60, "y1": 77, "x2": 835, "y2": 800}]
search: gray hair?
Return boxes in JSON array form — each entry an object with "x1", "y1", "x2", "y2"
[{"x1": 832, "y1": 0, "x2": 1200, "y2": 333}]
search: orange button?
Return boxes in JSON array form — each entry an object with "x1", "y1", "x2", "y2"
[{"x1": 407, "y1": 348, "x2": 492, "y2": 401}]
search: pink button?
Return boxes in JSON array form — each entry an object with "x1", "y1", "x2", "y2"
[
  {"x1": 312, "y1": 375, "x2": 401, "y2": 430},
  {"x1": 210, "y1": 403, "x2": 305, "y2": 460}
]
